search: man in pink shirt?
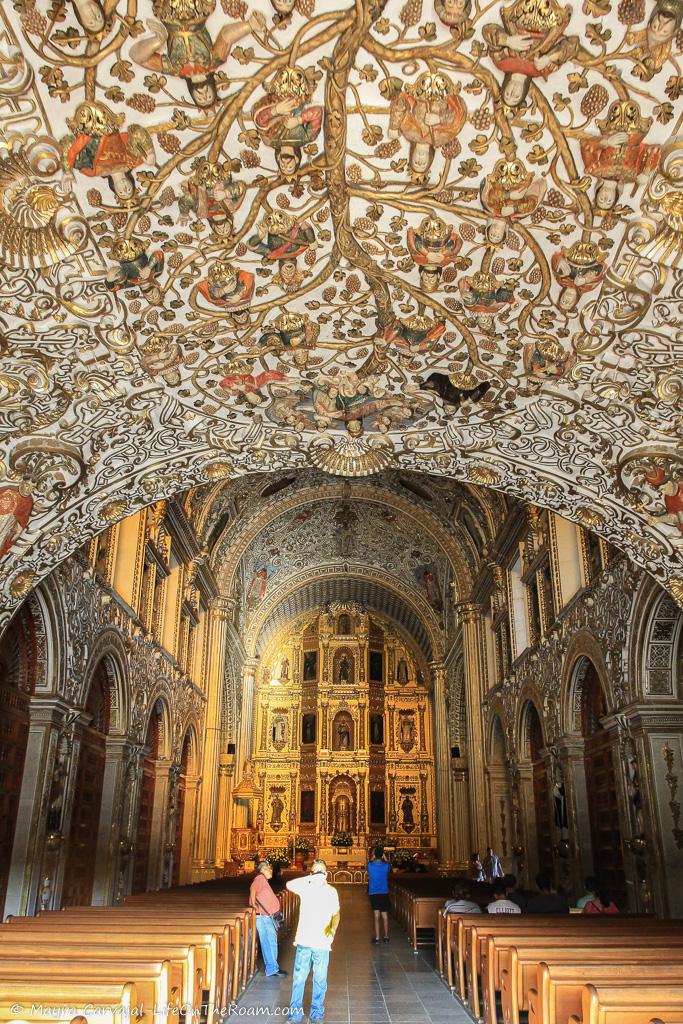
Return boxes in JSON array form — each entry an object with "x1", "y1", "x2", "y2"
[{"x1": 249, "y1": 861, "x2": 287, "y2": 977}]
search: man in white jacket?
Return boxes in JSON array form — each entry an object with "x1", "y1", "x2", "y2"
[{"x1": 286, "y1": 860, "x2": 340, "y2": 1023}]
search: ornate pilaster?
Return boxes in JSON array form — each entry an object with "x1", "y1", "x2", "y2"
[
  {"x1": 456, "y1": 601, "x2": 488, "y2": 853},
  {"x1": 195, "y1": 596, "x2": 231, "y2": 871},
  {"x1": 214, "y1": 754, "x2": 235, "y2": 868},
  {"x1": 236, "y1": 657, "x2": 259, "y2": 774},
  {"x1": 431, "y1": 661, "x2": 456, "y2": 867},
  {"x1": 451, "y1": 756, "x2": 471, "y2": 865}
]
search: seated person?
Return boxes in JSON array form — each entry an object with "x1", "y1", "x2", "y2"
[
  {"x1": 487, "y1": 880, "x2": 522, "y2": 914},
  {"x1": 582, "y1": 887, "x2": 619, "y2": 914},
  {"x1": 503, "y1": 873, "x2": 527, "y2": 912},
  {"x1": 443, "y1": 884, "x2": 481, "y2": 916},
  {"x1": 526, "y1": 871, "x2": 569, "y2": 915},
  {"x1": 576, "y1": 875, "x2": 597, "y2": 910}
]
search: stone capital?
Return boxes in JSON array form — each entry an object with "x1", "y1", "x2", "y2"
[{"x1": 454, "y1": 600, "x2": 483, "y2": 625}]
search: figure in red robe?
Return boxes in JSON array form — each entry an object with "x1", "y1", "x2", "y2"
[
  {"x1": 0, "y1": 482, "x2": 33, "y2": 560},
  {"x1": 642, "y1": 465, "x2": 683, "y2": 533}
]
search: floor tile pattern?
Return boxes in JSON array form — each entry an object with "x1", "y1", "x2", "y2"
[{"x1": 237, "y1": 887, "x2": 472, "y2": 1024}]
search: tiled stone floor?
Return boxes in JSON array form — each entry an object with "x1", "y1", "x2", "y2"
[{"x1": 237, "y1": 887, "x2": 472, "y2": 1024}]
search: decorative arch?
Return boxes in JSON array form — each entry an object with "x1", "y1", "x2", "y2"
[
  {"x1": 489, "y1": 714, "x2": 507, "y2": 764},
  {"x1": 641, "y1": 592, "x2": 683, "y2": 698},
  {"x1": 81, "y1": 633, "x2": 131, "y2": 737},
  {"x1": 518, "y1": 697, "x2": 546, "y2": 763},
  {"x1": 144, "y1": 693, "x2": 173, "y2": 761},
  {"x1": 560, "y1": 632, "x2": 612, "y2": 735},
  {"x1": 329, "y1": 774, "x2": 356, "y2": 835}
]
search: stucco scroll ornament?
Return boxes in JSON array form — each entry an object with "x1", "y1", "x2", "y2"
[
  {"x1": 0, "y1": 46, "x2": 33, "y2": 95},
  {"x1": 0, "y1": 138, "x2": 88, "y2": 269},
  {"x1": 626, "y1": 136, "x2": 683, "y2": 292}
]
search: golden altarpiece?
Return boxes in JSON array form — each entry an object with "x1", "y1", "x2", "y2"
[{"x1": 231, "y1": 603, "x2": 436, "y2": 864}]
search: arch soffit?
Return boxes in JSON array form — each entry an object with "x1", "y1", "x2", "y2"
[
  {"x1": 209, "y1": 480, "x2": 477, "y2": 598},
  {"x1": 23, "y1": 577, "x2": 66, "y2": 695},
  {"x1": 628, "y1": 575, "x2": 683, "y2": 699},
  {"x1": 517, "y1": 694, "x2": 546, "y2": 762},
  {"x1": 177, "y1": 718, "x2": 201, "y2": 775},
  {"x1": 488, "y1": 712, "x2": 508, "y2": 762},
  {"x1": 560, "y1": 631, "x2": 611, "y2": 735},
  {"x1": 245, "y1": 566, "x2": 444, "y2": 661},
  {"x1": 81, "y1": 629, "x2": 131, "y2": 737},
  {"x1": 144, "y1": 688, "x2": 173, "y2": 760}
]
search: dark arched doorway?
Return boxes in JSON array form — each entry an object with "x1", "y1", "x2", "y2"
[
  {"x1": 172, "y1": 730, "x2": 192, "y2": 886},
  {"x1": 0, "y1": 605, "x2": 38, "y2": 916},
  {"x1": 580, "y1": 660, "x2": 627, "y2": 906},
  {"x1": 131, "y1": 701, "x2": 162, "y2": 894},
  {"x1": 527, "y1": 702, "x2": 553, "y2": 876},
  {"x1": 62, "y1": 660, "x2": 111, "y2": 906}
]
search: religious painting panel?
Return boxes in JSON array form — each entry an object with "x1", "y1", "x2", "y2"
[
  {"x1": 369, "y1": 651, "x2": 384, "y2": 683},
  {"x1": 370, "y1": 790, "x2": 386, "y2": 825},
  {"x1": 370, "y1": 714, "x2": 384, "y2": 746},
  {"x1": 303, "y1": 651, "x2": 318, "y2": 682},
  {"x1": 301, "y1": 713, "x2": 316, "y2": 745},
  {"x1": 332, "y1": 710, "x2": 354, "y2": 752},
  {"x1": 300, "y1": 789, "x2": 315, "y2": 824}
]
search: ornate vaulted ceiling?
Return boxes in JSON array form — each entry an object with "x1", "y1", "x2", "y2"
[{"x1": 1, "y1": 0, "x2": 682, "y2": 625}]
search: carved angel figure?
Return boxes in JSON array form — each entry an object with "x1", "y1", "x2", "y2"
[
  {"x1": 551, "y1": 241, "x2": 606, "y2": 311},
  {"x1": 219, "y1": 363, "x2": 286, "y2": 404},
  {"x1": 0, "y1": 140, "x2": 86, "y2": 269},
  {"x1": 253, "y1": 65, "x2": 323, "y2": 178},
  {"x1": 0, "y1": 482, "x2": 33, "y2": 561},
  {"x1": 639, "y1": 463, "x2": 683, "y2": 533},
  {"x1": 482, "y1": 0, "x2": 579, "y2": 108},
  {"x1": 178, "y1": 159, "x2": 246, "y2": 238},
  {"x1": 62, "y1": 101, "x2": 156, "y2": 205},
  {"x1": 458, "y1": 270, "x2": 515, "y2": 330},
  {"x1": 388, "y1": 72, "x2": 467, "y2": 181},
  {"x1": 106, "y1": 237, "x2": 164, "y2": 303},
  {"x1": 130, "y1": 0, "x2": 266, "y2": 108},
  {"x1": 198, "y1": 258, "x2": 255, "y2": 323},
  {"x1": 580, "y1": 100, "x2": 662, "y2": 211},
  {"x1": 480, "y1": 157, "x2": 547, "y2": 243},
  {"x1": 406, "y1": 215, "x2": 462, "y2": 291},
  {"x1": 626, "y1": 0, "x2": 683, "y2": 81}
]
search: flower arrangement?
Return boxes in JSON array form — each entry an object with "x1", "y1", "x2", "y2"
[
  {"x1": 266, "y1": 848, "x2": 290, "y2": 868},
  {"x1": 294, "y1": 836, "x2": 310, "y2": 853},
  {"x1": 331, "y1": 831, "x2": 353, "y2": 847}
]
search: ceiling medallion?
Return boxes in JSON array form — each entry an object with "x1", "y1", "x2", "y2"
[
  {"x1": 10, "y1": 570, "x2": 35, "y2": 600},
  {"x1": 204, "y1": 461, "x2": 234, "y2": 480},
  {"x1": 99, "y1": 499, "x2": 128, "y2": 524},
  {"x1": 308, "y1": 435, "x2": 395, "y2": 478},
  {"x1": 575, "y1": 506, "x2": 606, "y2": 528},
  {"x1": 468, "y1": 465, "x2": 500, "y2": 486}
]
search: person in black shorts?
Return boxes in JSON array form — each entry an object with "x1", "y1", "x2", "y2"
[{"x1": 367, "y1": 845, "x2": 392, "y2": 944}]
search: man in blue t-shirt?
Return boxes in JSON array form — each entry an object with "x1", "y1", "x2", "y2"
[{"x1": 367, "y1": 845, "x2": 392, "y2": 945}]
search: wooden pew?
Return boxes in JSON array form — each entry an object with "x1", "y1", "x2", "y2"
[
  {"x1": 469, "y1": 920, "x2": 683, "y2": 1022},
  {"x1": 483, "y1": 930, "x2": 683, "y2": 1024},
  {"x1": 23, "y1": 907, "x2": 244, "y2": 1002},
  {"x1": 0, "y1": 981, "x2": 137, "y2": 1024},
  {"x1": 0, "y1": 939, "x2": 203, "y2": 1024},
  {"x1": 569, "y1": 983, "x2": 683, "y2": 1024},
  {"x1": 2, "y1": 918, "x2": 225, "y2": 1014},
  {"x1": 528, "y1": 961, "x2": 683, "y2": 1024},
  {"x1": 0, "y1": 959, "x2": 182, "y2": 1024}
]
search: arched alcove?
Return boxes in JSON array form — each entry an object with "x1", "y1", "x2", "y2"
[
  {"x1": 331, "y1": 710, "x2": 354, "y2": 752},
  {"x1": 172, "y1": 727, "x2": 195, "y2": 886},
  {"x1": 131, "y1": 700, "x2": 164, "y2": 894},
  {"x1": 487, "y1": 716, "x2": 512, "y2": 868},
  {"x1": 577, "y1": 657, "x2": 627, "y2": 907},
  {"x1": 519, "y1": 699, "x2": 552, "y2": 883},
  {"x1": 62, "y1": 659, "x2": 112, "y2": 906},
  {"x1": 642, "y1": 594, "x2": 683, "y2": 699}
]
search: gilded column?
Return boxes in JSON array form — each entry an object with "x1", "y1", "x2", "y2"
[
  {"x1": 451, "y1": 756, "x2": 472, "y2": 865},
  {"x1": 430, "y1": 661, "x2": 456, "y2": 867},
  {"x1": 195, "y1": 596, "x2": 232, "y2": 872},
  {"x1": 236, "y1": 657, "x2": 259, "y2": 774},
  {"x1": 456, "y1": 601, "x2": 488, "y2": 854},
  {"x1": 214, "y1": 754, "x2": 235, "y2": 869}
]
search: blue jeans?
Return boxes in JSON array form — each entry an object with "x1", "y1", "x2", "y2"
[
  {"x1": 289, "y1": 945, "x2": 330, "y2": 1022},
  {"x1": 255, "y1": 914, "x2": 280, "y2": 976}
]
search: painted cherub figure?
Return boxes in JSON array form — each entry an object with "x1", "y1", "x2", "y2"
[
  {"x1": 626, "y1": 0, "x2": 683, "y2": 81},
  {"x1": 260, "y1": 312, "x2": 319, "y2": 366},
  {"x1": 580, "y1": 100, "x2": 661, "y2": 212},
  {"x1": 138, "y1": 333, "x2": 184, "y2": 386},
  {"x1": 434, "y1": 0, "x2": 473, "y2": 40},
  {"x1": 253, "y1": 65, "x2": 323, "y2": 179},
  {"x1": 61, "y1": 101, "x2": 156, "y2": 205},
  {"x1": 482, "y1": 0, "x2": 579, "y2": 108},
  {"x1": 197, "y1": 258, "x2": 254, "y2": 323},
  {"x1": 388, "y1": 71, "x2": 467, "y2": 182},
  {"x1": 130, "y1": 0, "x2": 266, "y2": 108},
  {"x1": 406, "y1": 215, "x2": 462, "y2": 292},
  {"x1": 551, "y1": 240, "x2": 606, "y2": 311},
  {"x1": 480, "y1": 157, "x2": 547, "y2": 243},
  {"x1": 384, "y1": 314, "x2": 446, "y2": 353},
  {"x1": 178, "y1": 159, "x2": 245, "y2": 238}
]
